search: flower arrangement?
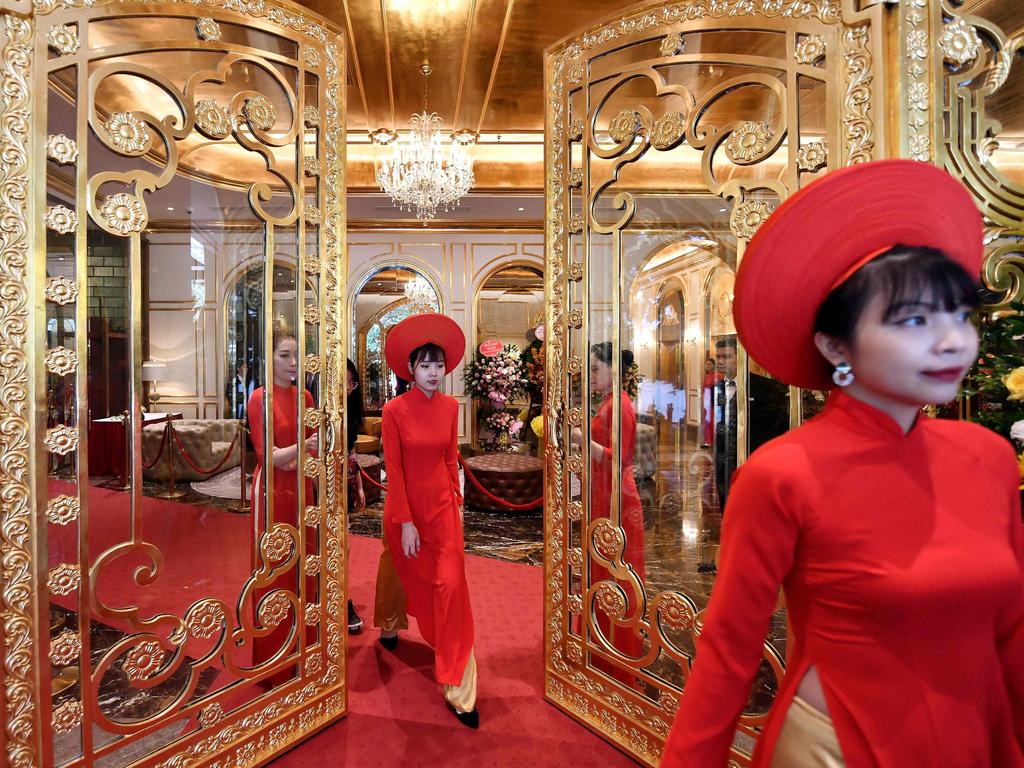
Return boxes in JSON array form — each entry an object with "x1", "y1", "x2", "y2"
[
  {"x1": 482, "y1": 410, "x2": 523, "y2": 452},
  {"x1": 623, "y1": 361, "x2": 641, "y2": 400},
  {"x1": 522, "y1": 340, "x2": 545, "y2": 400},
  {"x1": 464, "y1": 344, "x2": 527, "y2": 408}
]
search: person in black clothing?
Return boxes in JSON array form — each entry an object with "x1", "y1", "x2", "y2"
[
  {"x1": 225, "y1": 361, "x2": 254, "y2": 419},
  {"x1": 346, "y1": 358, "x2": 365, "y2": 633}
]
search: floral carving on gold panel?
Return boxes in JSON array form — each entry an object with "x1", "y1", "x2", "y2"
[
  {"x1": 908, "y1": 134, "x2": 931, "y2": 162},
  {"x1": 303, "y1": 305, "x2": 320, "y2": 325},
  {"x1": 242, "y1": 94, "x2": 277, "y2": 131},
  {"x1": 659, "y1": 32, "x2": 684, "y2": 57},
  {"x1": 568, "y1": 213, "x2": 583, "y2": 235},
  {"x1": 568, "y1": 61, "x2": 583, "y2": 84},
  {"x1": 304, "y1": 455, "x2": 322, "y2": 478},
  {"x1": 796, "y1": 140, "x2": 828, "y2": 172},
  {"x1": 568, "y1": 454, "x2": 584, "y2": 475},
  {"x1": 906, "y1": 29, "x2": 929, "y2": 61},
  {"x1": 303, "y1": 156, "x2": 320, "y2": 177},
  {"x1": 567, "y1": 640, "x2": 583, "y2": 663},
  {"x1": 305, "y1": 354, "x2": 321, "y2": 373},
  {"x1": 47, "y1": 495, "x2": 79, "y2": 525},
  {"x1": 186, "y1": 601, "x2": 225, "y2": 639},
  {"x1": 724, "y1": 121, "x2": 773, "y2": 163},
  {"x1": 569, "y1": 168, "x2": 583, "y2": 188},
  {"x1": 195, "y1": 17, "x2": 222, "y2": 41},
  {"x1": 305, "y1": 253, "x2": 321, "y2": 274},
  {"x1": 199, "y1": 702, "x2": 224, "y2": 728},
  {"x1": 51, "y1": 700, "x2": 83, "y2": 733},
  {"x1": 264, "y1": 525, "x2": 293, "y2": 562},
  {"x1": 568, "y1": 262, "x2": 583, "y2": 282},
  {"x1": 593, "y1": 519, "x2": 625, "y2": 560},
  {"x1": 45, "y1": 346, "x2": 78, "y2": 376},
  {"x1": 306, "y1": 653, "x2": 323, "y2": 675},
  {"x1": 45, "y1": 425, "x2": 78, "y2": 456},
  {"x1": 45, "y1": 205, "x2": 77, "y2": 234},
  {"x1": 907, "y1": 82, "x2": 928, "y2": 112},
  {"x1": 594, "y1": 582, "x2": 626, "y2": 619},
  {"x1": 46, "y1": 134, "x2": 78, "y2": 164},
  {"x1": 305, "y1": 554, "x2": 321, "y2": 576},
  {"x1": 124, "y1": 640, "x2": 165, "y2": 682},
  {"x1": 657, "y1": 593, "x2": 694, "y2": 630},
  {"x1": 795, "y1": 34, "x2": 826, "y2": 65},
  {"x1": 48, "y1": 563, "x2": 80, "y2": 596},
  {"x1": 568, "y1": 407, "x2": 582, "y2": 427},
  {"x1": 304, "y1": 407, "x2": 321, "y2": 430},
  {"x1": 567, "y1": 594, "x2": 583, "y2": 613},
  {"x1": 100, "y1": 193, "x2": 147, "y2": 235},
  {"x1": 195, "y1": 99, "x2": 231, "y2": 139},
  {"x1": 305, "y1": 206, "x2": 321, "y2": 227},
  {"x1": 566, "y1": 355, "x2": 582, "y2": 377},
  {"x1": 608, "y1": 109, "x2": 642, "y2": 144},
  {"x1": 568, "y1": 547, "x2": 583, "y2": 568},
  {"x1": 104, "y1": 112, "x2": 151, "y2": 155},
  {"x1": 729, "y1": 200, "x2": 775, "y2": 240},
  {"x1": 568, "y1": 119, "x2": 584, "y2": 141},
  {"x1": 258, "y1": 591, "x2": 292, "y2": 629},
  {"x1": 46, "y1": 275, "x2": 78, "y2": 305},
  {"x1": 304, "y1": 505, "x2": 320, "y2": 527},
  {"x1": 47, "y1": 24, "x2": 79, "y2": 55},
  {"x1": 303, "y1": 106, "x2": 320, "y2": 128},
  {"x1": 305, "y1": 603, "x2": 321, "y2": 626},
  {"x1": 49, "y1": 629, "x2": 81, "y2": 666},
  {"x1": 304, "y1": 47, "x2": 321, "y2": 69},
  {"x1": 568, "y1": 309, "x2": 583, "y2": 328},
  {"x1": 651, "y1": 112, "x2": 686, "y2": 151},
  {"x1": 939, "y1": 18, "x2": 981, "y2": 67}
]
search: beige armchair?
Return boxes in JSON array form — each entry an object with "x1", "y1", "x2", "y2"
[{"x1": 142, "y1": 419, "x2": 242, "y2": 482}]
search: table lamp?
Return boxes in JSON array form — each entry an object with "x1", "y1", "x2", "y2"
[{"x1": 141, "y1": 361, "x2": 166, "y2": 409}]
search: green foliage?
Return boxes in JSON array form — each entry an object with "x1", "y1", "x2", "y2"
[{"x1": 961, "y1": 302, "x2": 1024, "y2": 441}]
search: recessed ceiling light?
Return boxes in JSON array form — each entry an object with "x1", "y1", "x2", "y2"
[
  {"x1": 517, "y1": 207, "x2": 525, "y2": 212},
  {"x1": 167, "y1": 206, "x2": 174, "y2": 211},
  {"x1": 719, "y1": 207, "x2": 727, "y2": 213}
]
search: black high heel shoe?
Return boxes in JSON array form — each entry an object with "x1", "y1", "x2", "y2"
[
  {"x1": 379, "y1": 633, "x2": 399, "y2": 651},
  {"x1": 446, "y1": 701, "x2": 479, "y2": 729}
]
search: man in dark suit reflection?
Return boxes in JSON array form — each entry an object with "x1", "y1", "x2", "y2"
[
  {"x1": 226, "y1": 361, "x2": 254, "y2": 419},
  {"x1": 712, "y1": 337, "x2": 739, "y2": 511}
]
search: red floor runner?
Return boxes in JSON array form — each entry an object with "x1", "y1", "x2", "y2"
[{"x1": 271, "y1": 534, "x2": 639, "y2": 768}]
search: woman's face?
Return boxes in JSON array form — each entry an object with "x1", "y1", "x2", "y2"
[
  {"x1": 409, "y1": 356, "x2": 445, "y2": 394},
  {"x1": 347, "y1": 368, "x2": 358, "y2": 395},
  {"x1": 837, "y1": 290, "x2": 978, "y2": 409},
  {"x1": 272, "y1": 338, "x2": 298, "y2": 386},
  {"x1": 704, "y1": 359, "x2": 715, "y2": 374},
  {"x1": 590, "y1": 355, "x2": 613, "y2": 394}
]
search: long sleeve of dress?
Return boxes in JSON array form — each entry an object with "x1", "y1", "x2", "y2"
[
  {"x1": 661, "y1": 452, "x2": 802, "y2": 768},
  {"x1": 247, "y1": 389, "x2": 264, "y2": 462},
  {"x1": 445, "y1": 401, "x2": 463, "y2": 506},
  {"x1": 997, "y1": 444, "x2": 1024, "y2": 749},
  {"x1": 382, "y1": 405, "x2": 413, "y2": 524}
]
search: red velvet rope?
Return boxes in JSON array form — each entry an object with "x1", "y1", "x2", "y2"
[
  {"x1": 356, "y1": 454, "x2": 543, "y2": 511},
  {"x1": 141, "y1": 424, "x2": 170, "y2": 469},
  {"x1": 169, "y1": 426, "x2": 241, "y2": 476}
]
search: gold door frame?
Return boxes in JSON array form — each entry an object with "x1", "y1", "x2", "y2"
[
  {"x1": 0, "y1": 1, "x2": 348, "y2": 765},
  {"x1": 542, "y1": 1, "x2": 886, "y2": 764}
]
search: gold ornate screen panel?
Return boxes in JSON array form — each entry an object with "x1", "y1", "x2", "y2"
[
  {"x1": 1, "y1": 1, "x2": 347, "y2": 766},
  {"x1": 542, "y1": 2, "x2": 884, "y2": 764}
]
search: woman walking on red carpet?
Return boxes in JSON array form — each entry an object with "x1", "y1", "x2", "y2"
[
  {"x1": 247, "y1": 331, "x2": 318, "y2": 678},
  {"x1": 662, "y1": 160, "x2": 1023, "y2": 767},
  {"x1": 379, "y1": 312, "x2": 479, "y2": 728}
]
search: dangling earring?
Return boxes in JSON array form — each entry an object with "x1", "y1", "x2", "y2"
[{"x1": 832, "y1": 362, "x2": 854, "y2": 387}]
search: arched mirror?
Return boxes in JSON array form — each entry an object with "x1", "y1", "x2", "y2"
[{"x1": 352, "y1": 266, "x2": 440, "y2": 410}]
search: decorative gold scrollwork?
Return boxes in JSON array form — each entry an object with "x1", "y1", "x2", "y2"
[
  {"x1": 303, "y1": 156, "x2": 320, "y2": 177},
  {"x1": 795, "y1": 34, "x2": 826, "y2": 65},
  {"x1": 729, "y1": 199, "x2": 775, "y2": 240},
  {"x1": 305, "y1": 555, "x2": 321, "y2": 576},
  {"x1": 305, "y1": 353, "x2": 321, "y2": 373},
  {"x1": 186, "y1": 600, "x2": 226, "y2": 639},
  {"x1": 593, "y1": 582, "x2": 627, "y2": 619},
  {"x1": 939, "y1": 17, "x2": 981, "y2": 67},
  {"x1": 304, "y1": 505, "x2": 320, "y2": 527},
  {"x1": 195, "y1": 99, "x2": 231, "y2": 139},
  {"x1": 306, "y1": 654, "x2": 323, "y2": 675},
  {"x1": 568, "y1": 261, "x2": 583, "y2": 281},
  {"x1": 199, "y1": 702, "x2": 225, "y2": 728},
  {"x1": 608, "y1": 109, "x2": 643, "y2": 144},
  {"x1": 46, "y1": 133, "x2": 77, "y2": 164},
  {"x1": 659, "y1": 32, "x2": 684, "y2": 57},
  {"x1": 724, "y1": 120, "x2": 775, "y2": 163},
  {"x1": 242, "y1": 94, "x2": 277, "y2": 131},
  {"x1": 123, "y1": 640, "x2": 165, "y2": 682},
  {"x1": 45, "y1": 205, "x2": 76, "y2": 234},
  {"x1": 258, "y1": 591, "x2": 292, "y2": 629},
  {"x1": 568, "y1": 213, "x2": 583, "y2": 234},
  {"x1": 44, "y1": 425, "x2": 78, "y2": 455},
  {"x1": 305, "y1": 206, "x2": 321, "y2": 226},
  {"x1": 46, "y1": 495, "x2": 79, "y2": 525},
  {"x1": 569, "y1": 119, "x2": 584, "y2": 141},
  {"x1": 569, "y1": 168, "x2": 583, "y2": 188},
  {"x1": 305, "y1": 253, "x2": 321, "y2": 274},
  {"x1": 263, "y1": 525, "x2": 294, "y2": 562},
  {"x1": 49, "y1": 629, "x2": 81, "y2": 666},
  {"x1": 304, "y1": 603, "x2": 321, "y2": 625},
  {"x1": 568, "y1": 61, "x2": 584, "y2": 84},
  {"x1": 569, "y1": 500, "x2": 583, "y2": 521},
  {"x1": 47, "y1": 563, "x2": 80, "y2": 596},
  {"x1": 195, "y1": 17, "x2": 222, "y2": 42},
  {"x1": 51, "y1": 700, "x2": 83, "y2": 734},
  {"x1": 304, "y1": 406, "x2": 321, "y2": 429},
  {"x1": 650, "y1": 111, "x2": 686, "y2": 151},
  {"x1": 303, "y1": 105, "x2": 320, "y2": 128},
  {"x1": 304, "y1": 47, "x2": 321, "y2": 69},
  {"x1": 103, "y1": 111, "x2": 152, "y2": 155},
  {"x1": 303, "y1": 455, "x2": 322, "y2": 478},
  {"x1": 46, "y1": 275, "x2": 78, "y2": 304},
  {"x1": 592, "y1": 519, "x2": 625, "y2": 562},
  {"x1": 796, "y1": 140, "x2": 828, "y2": 172},
  {"x1": 45, "y1": 346, "x2": 77, "y2": 376},
  {"x1": 99, "y1": 192, "x2": 147, "y2": 235},
  {"x1": 46, "y1": 24, "x2": 79, "y2": 55}
]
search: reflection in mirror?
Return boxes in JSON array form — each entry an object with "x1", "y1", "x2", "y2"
[{"x1": 352, "y1": 265, "x2": 439, "y2": 410}]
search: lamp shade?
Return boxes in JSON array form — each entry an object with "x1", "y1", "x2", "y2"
[{"x1": 141, "y1": 361, "x2": 166, "y2": 382}]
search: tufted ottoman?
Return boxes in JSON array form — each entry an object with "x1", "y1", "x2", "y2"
[
  {"x1": 462, "y1": 453, "x2": 543, "y2": 513},
  {"x1": 354, "y1": 453, "x2": 383, "y2": 506}
]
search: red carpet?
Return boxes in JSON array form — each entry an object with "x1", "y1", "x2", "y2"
[{"x1": 271, "y1": 534, "x2": 639, "y2": 768}]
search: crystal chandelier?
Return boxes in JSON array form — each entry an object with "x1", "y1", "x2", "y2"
[
  {"x1": 403, "y1": 276, "x2": 437, "y2": 312},
  {"x1": 376, "y1": 64, "x2": 474, "y2": 224}
]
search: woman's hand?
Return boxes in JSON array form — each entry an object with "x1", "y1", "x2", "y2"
[
  {"x1": 305, "y1": 433, "x2": 319, "y2": 455},
  {"x1": 570, "y1": 427, "x2": 583, "y2": 445},
  {"x1": 401, "y1": 521, "x2": 420, "y2": 558}
]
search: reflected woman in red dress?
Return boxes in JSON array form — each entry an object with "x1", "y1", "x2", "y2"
[
  {"x1": 380, "y1": 313, "x2": 479, "y2": 728},
  {"x1": 246, "y1": 332, "x2": 317, "y2": 680},
  {"x1": 662, "y1": 161, "x2": 1023, "y2": 767},
  {"x1": 572, "y1": 342, "x2": 646, "y2": 683}
]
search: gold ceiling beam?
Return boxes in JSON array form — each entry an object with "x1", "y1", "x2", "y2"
[
  {"x1": 453, "y1": 0, "x2": 478, "y2": 130},
  {"x1": 476, "y1": 0, "x2": 516, "y2": 136}
]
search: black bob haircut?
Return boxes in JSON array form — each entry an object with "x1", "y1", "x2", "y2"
[
  {"x1": 813, "y1": 245, "x2": 980, "y2": 344},
  {"x1": 590, "y1": 341, "x2": 634, "y2": 369},
  {"x1": 408, "y1": 342, "x2": 446, "y2": 370}
]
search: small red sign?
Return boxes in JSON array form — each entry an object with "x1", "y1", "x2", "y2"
[
  {"x1": 479, "y1": 340, "x2": 503, "y2": 357},
  {"x1": 535, "y1": 325, "x2": 545, "y2": 342}
]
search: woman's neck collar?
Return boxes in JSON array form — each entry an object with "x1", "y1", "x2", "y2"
[
  {"x1": 413, "y1": 383, "x2": 436, "y2": 399},
  {"x1": 829, "y1": 387, "x2": 922, "y2": 436},
  {"x1": 272, "y1": 378, "x2": 294, "y2": 389}
]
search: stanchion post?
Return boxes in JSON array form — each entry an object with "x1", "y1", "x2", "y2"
[
  {"x1": 229, "y1": 419, "x2": 250, "y2": 513},
  {"x1": 116, "y1": 409, "x2": 131, "y2": 491},
  {"x1": 154, "y1": 419, "x2": 187, "y2": 500}
]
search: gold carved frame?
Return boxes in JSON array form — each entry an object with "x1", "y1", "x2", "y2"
[
  {"x1": 542, "y1": 1, "x2": 886, "y2": 764},
  {"x1": 0, "y1": 1, "x2": 348, "y2": 766}
]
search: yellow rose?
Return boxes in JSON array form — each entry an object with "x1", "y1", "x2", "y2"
[
  {"x1": 1018, "y1": 452, "x2": 1024, "y2": 483},
  {"x1": 1004, "y1": 367, "x2": 1024, "y2": 401},
  {"x1": 531, "y1": 415, "x2": 544, "y2": 438}
]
